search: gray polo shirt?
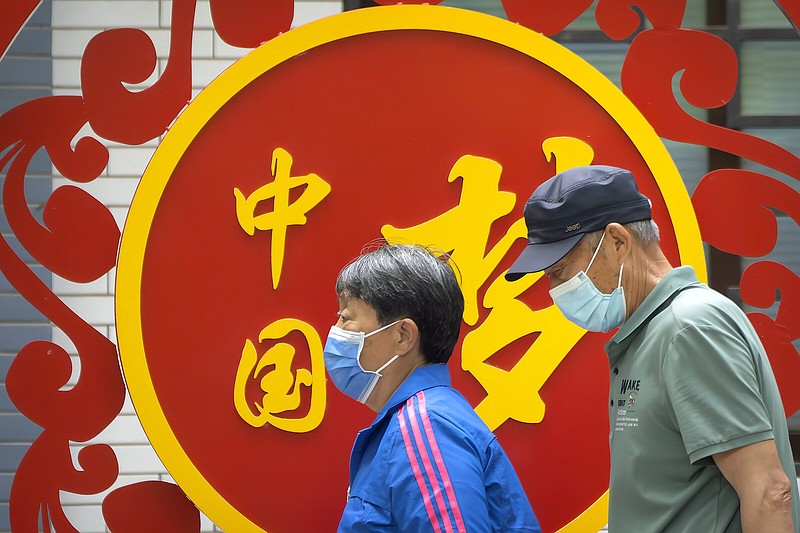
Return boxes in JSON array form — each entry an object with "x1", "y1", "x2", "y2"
[{"x1": 605, "y1": 266, "x2": 800, "y2": 532}]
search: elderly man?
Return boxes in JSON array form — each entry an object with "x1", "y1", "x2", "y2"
[
  {"x1": 506, "y1": 165, "x2": 798, "y2": 532},
  {"x1": 325, "y1": 243, "x2": 540, "y2": 532}
]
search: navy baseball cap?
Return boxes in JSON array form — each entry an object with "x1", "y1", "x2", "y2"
[{"x1": 505, "y1": 165, "x2": 652, "y2": 280}]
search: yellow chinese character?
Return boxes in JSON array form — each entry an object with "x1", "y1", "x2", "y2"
[
  {"x1": 383, "y1": 155, "x2": 516, "y2": 326},
  {"x1": 234, "y1": 148, "x2": 331, "y2": 289},
  {"x1": 233, "y1": 318, "x2": 325, "y2": 433},
  {"x1": 382, "y1": 138, "x2": 594, "y2": 431}
]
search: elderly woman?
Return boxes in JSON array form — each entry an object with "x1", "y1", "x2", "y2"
[{"x1": 324, "y1": 244, "x2": 540, "y2": 532}]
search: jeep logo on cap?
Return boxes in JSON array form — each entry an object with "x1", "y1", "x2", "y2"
[{"x1": 565, "y1": 222, "x2": 581, "y2": 232}]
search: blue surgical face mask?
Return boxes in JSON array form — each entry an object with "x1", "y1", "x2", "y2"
[
  {"x1": 548, "y1": 233, "x2": 626, "y2": 332},
  {"x1": 323, "y1": 320, "x2": 401, "y2": 403}
]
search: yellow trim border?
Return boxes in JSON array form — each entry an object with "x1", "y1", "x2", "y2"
[{"x1": 116, "y1": 5, "x2": 706, "y2": 532}]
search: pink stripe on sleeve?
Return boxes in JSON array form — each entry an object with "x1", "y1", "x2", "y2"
[
  {"x1": 405, "y1": 394, "x2": 458, "y2": 533},
  {"x1": 398, "y1": 403, "x2": 443, "y2": 533},
  {"x1": 417, "y1": 392, "x2": 466, "y2": 532}
]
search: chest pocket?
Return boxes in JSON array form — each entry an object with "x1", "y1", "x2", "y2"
[
  {"x1": 348, "y1": 480, "x2": 390, "y2": 508},
  {"x1": 348, "y1": 421, "x2": 393, "y2": 509},
  {"x1": 340, "y1": 493, "x2": 393, "y2": 531}
]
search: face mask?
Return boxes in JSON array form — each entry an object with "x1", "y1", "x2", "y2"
[
  {"x1": 323, "y1": 320, "x2": 401, "y2": 403},
  {"x1": 548, "y1": 232, "x2": 626, "y2": 332}
]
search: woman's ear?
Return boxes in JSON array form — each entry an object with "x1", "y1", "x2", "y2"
[{"x1": 395, "y1": 318, "x2": 419, "y2": 357}]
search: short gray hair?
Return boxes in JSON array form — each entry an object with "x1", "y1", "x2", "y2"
[
  {"x1": 582, "y1": 219, "x2": 660, "y2": 251},
  {"x1": 336, "y1": 244, "x2": 464, "y2": 364}
]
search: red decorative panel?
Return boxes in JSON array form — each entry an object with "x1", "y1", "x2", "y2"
[{"x1": 1, "y1": 2, "x2": 797, "y2": 532}]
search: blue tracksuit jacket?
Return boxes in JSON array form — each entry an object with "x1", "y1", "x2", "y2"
[{"x1": 338, "y1": 364, "x2": 541, "y2": 532}]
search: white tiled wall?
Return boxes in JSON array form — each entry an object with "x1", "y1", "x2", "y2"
[{"x1": 50, "y1": 1, "x2": 343, "y2": 531}]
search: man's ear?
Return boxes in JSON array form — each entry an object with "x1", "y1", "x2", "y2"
[
  {"x1": 395, "y1": 318, "x2": 419, "y2": 357},
  {"x1": 606, "y1": 223, "x2": 632, "y2": 264}
]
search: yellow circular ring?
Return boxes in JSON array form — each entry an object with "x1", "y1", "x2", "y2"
[{"x1": 116, "y1": 5, "x2": 706, "y2": 531}]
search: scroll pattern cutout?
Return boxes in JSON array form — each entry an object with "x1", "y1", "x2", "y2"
[
  {"x1": 2, "y1": 0, "x2": 198, "y2": 530},
  {"x1": 604, "y1": 4, "x2": 800, "y2": 418},
  {"x1": 2, "y1": 94, "x2": 123, "y2": 533},
  {"x1": 1, "y1": 0, "x2": 298, "y2": 527}
]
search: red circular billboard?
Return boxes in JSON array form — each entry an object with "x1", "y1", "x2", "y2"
[{"x1": 116, "y1": 5, "x2": 704, "y2": 531}]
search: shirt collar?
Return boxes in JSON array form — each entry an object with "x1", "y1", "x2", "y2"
[
  {"x1": 607, "y1": 266, "x2": 701, "y2": 352},
  {"x1": 374, "y1": 364, "x2": 451, "y2": 423}
]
